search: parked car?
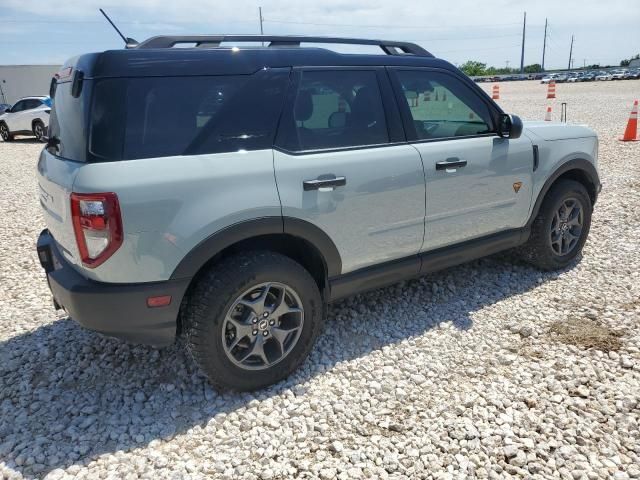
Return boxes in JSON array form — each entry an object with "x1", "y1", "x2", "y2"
[
  {"x1": 611, "y1": 70, "x2": 628, "y2": 80},
  {"x1": 541, "y1": 74, "x2": 557, "y2": 84},
  {"x1": 0, "y1": 96, "x2": 51, "y2": 142},
  {"x1": 566, "y1": 73, "x2": 581, "y2": 82},
  {"x1": 623, "y1": 69, "x2": 640, "y2": 79},
  {"x1": 0, "y1": 103, "x2": 10, "y2": 114},
  {"x1": 580, "y1": 72, "x2": 597, "y2": 82},
  {"x1": 595, "y1": 71, "x2": 612, "y2": 81},
  {"x1": 36, "y1": 34, "x2": 601, "y2": 391}
]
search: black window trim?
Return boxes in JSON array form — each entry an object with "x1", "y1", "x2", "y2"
[
  {"x1": 273, "y1": 65, "x2": 403, "y2": 155},
  {"x1": 387, "y1": 66, "x2": 504, "y2": 144}
]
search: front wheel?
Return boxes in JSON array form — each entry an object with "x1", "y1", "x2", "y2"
[
  {"x1": 519, "y1": 179, "x2": 592, "y2": 270},
  {"x1": 183, "y1": 251, "x2": 324, "y2": 391},
  {"x1": 0, "y1": 123, "x2": 13, "y2": 142}
]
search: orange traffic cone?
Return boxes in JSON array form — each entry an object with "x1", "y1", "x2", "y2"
[
  {"x1": 547, "y1": 80, "x2": 556, "y2": 99},
  {"x1": 619, "y1": 100, "x2": 639, "y2": 141},
  {"x1": 544, "y1": 106, "x2": 552, "y2": 121},
  {"x1": 492, "y1": 84, "x2": 500, "y2": 100}
]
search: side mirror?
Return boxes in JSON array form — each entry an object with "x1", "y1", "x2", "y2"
[
  {"x1": 4, "y1": 107, "x2": 11, "y2": 113},
  {"x1": 498, "y1": 113, "x2": 523, "y2": 139}
]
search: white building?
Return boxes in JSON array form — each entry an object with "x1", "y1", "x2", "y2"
[{"x1": 0, "y1": 65, "x2": 60, "y2": 105}]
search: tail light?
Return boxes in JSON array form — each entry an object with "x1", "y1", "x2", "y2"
[{"x1": 70, "y1": 192, "x2": 123, "y2": 268}]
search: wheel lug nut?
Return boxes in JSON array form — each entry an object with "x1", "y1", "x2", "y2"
[
  {"x1": 252, "y1": 318, "x2": 257, "y2": 324},
  {"x1": 252, "y1": 330, "x2": 258, "y2": 336},
  {"x1": 269, "y1": 320, "x2": 275, "y2": 326},
  {"x1": 262, "y1": 331, "x2": 269, "y2": 336},
  {"x1": 263, "y1": 312, "x2": 269, "y2": 318}
]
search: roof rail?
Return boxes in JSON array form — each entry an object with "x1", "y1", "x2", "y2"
[{"x1": 134, "y1": 35, "x2": 433, "y2": 56}]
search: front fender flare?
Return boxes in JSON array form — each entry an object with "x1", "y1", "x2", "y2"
[{"x1": 527, "y1": 158, "x2": 601, "y2": 227}]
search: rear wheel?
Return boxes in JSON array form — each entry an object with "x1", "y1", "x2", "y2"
[
  {"x1": 519, "y1": 180, "x2": 592, "y2": 270},
  {"x1": 33, "y1": 120, "x2": 46, "y2": 142},
  {"x1": 0, "y1": 123, "x2": 13, "y2": 142},
  {"x1": 183, "y1": 251, "x2": 324, "y2": 391}
]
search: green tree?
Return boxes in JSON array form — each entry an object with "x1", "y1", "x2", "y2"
[
  {"x1": 620, "y1": 54, "x2": 639, "y2": 67},
  {"x1": 524, "y1": 64, "x2": 543, "y2": 73},
  {"x1": 459, "y1": 61, "x2": 487, "y2": 76}
]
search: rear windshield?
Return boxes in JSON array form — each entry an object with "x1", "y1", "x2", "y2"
[
  {"x1": 47, "y1": 80, "x2": 92, "y2": 161},
  {"x1": 90, "y1": 68, "x2": 290, "y2": 161}
]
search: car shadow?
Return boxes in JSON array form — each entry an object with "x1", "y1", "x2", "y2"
[
  {"x1": 7, "y1": 137, "x2": 42, "y2": 144},
  {"x1": 0, "y1": 252, "x2": 569, "y2": 478}
]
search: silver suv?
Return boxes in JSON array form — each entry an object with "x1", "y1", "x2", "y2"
[{"x1": 36, "y1": 35, "x2": 601, "y2": 391}]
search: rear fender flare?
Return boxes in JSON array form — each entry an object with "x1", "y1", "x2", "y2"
[{"x1": 170, "y1": 216, "x2": 342, "y2": 280}]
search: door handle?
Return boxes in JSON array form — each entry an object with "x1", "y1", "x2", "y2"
[
  {"x1": 436, "y1": 158, "x2": 467, "y2": 171},
  {"x1": 303, "y1": 175, "x2": 347, "y2": 191}
]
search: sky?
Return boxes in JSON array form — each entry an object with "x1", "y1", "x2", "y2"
[{"x1": 1, "y1": 0, "x2": 638, "y2": 69}]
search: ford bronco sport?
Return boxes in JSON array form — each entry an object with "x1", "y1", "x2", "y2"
[{"x1": 36, "y1": 35, "x2": 601, "y2": 391}]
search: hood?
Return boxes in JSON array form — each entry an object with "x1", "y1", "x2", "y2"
[{"x1": 522, "y1": 121, "x2": 597, "y2": 141}]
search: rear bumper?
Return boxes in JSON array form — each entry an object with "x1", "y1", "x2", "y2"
[{"x1": 37, "y1": 229, "x2": 190, "y2": 346}]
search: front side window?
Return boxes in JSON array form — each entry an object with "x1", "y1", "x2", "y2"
[
  {"x1": 11, "y1": 100, "x2": 26, "y2": 112},
  {"x1": 279, "y1": 70, "x2": 389, "y2": 151},
  {"x1": 395, "y1": 70, "x2": 494, "y2": 140}
]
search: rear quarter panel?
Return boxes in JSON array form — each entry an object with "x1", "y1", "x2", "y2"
[{"x1": 71, "y1": 150, "x2": 281, "y2": 283}]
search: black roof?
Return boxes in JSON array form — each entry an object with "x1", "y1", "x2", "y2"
[{"x1": 68, "y1": 35, "x2": 457, "y2": 79}]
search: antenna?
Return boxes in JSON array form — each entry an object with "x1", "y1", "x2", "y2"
[{"x1": 99, "y1": 8, "x2": 138, "y2": 48}]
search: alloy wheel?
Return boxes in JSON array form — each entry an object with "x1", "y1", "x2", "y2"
[
  {"x1": 550, "y1": 197, "x2": 584, "y2": 256},
  {"x1": 222, "y1": 282, "x2": 304, "y2": 370}
]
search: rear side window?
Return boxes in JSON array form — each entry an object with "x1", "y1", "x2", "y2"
[
  {"x1": 394, "y1": 70, "x2": 494, "y2": 140},
  {"x1": 90, "y1": 68, "x2": 290, "y2": 161},
  {"x1": 277, "y1": 70, "x2": 389, "y2": 152}
]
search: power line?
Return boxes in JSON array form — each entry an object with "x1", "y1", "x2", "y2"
[{"x1": 263, "y1": 18, "x2": 524, "y2": 30}]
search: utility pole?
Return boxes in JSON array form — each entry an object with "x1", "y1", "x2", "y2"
[
  {"x1": 568, "y1": 34, "x2": 574, "y2": 71},
  {"x1": 259, "y1": 7, "x2": 264, "y2": 45},
  {"x1": 583, "y1": 58, "x2": 586, "y2": 69},
  {"x1": 542, "y1": 18, "x2": 548, "y2": 71},
  {"x1": 520, "y1": 11, "x2": 526, "y2": 73},
  {"x1": 506, "y1": 60, "x2": 510, "y2": 70}
]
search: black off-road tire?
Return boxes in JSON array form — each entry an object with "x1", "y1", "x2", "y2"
[
  {"x1": 33, "y1": 120, "x2": 46, "y2": 142},
  {"x1": 0, "y1": 123, "x2": 13, "y2": 142},
  {"x1": 519, "y1": 179, "x2": 592, "y2": 270},
  {"x1": 183, "y1": 251, "x2": 324, "y2": 391}
]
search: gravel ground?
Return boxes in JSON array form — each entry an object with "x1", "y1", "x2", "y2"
[{"x1": 1, "y1": 80, "x2": 639, "y2": 480}]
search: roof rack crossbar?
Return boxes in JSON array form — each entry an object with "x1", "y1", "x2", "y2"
[{"x1": 135, "y1": 35, "x2": 432, "y2": 56}]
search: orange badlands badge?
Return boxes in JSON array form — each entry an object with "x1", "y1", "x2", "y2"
[{"x1": 513, "y1": 182, "x2": 523, "y2": 193}]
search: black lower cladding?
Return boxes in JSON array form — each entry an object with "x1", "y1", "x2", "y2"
[
  {"x1": 37, "y1": 229, "x2": 190, "y2": 346},
  {"x1": 328, "y1": 227, "x2": 529, "y2": 301}
]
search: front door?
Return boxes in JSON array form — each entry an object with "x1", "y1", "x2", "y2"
[
  {"x1": 273, "y1": 68, "x2": 426, "y2": 274},
  {"x1": 389, "y1": 68, "x2": 534, "y2": 251}
]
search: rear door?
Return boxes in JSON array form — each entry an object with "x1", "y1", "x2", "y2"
[
  {"x1": 388, "y1": 68, "x2": 534, "y2": 252},
  {"x1": 273, "y1": 67, "x2": 426, "y2": 275}
]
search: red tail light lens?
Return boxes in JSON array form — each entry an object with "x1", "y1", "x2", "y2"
[{"x1": 70, "y1": 192, "x2": 123, "y2": 268}]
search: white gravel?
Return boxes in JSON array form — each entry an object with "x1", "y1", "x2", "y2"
[{"x1": 1, "y1": 80, "x2": 639, "y2": 479}]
